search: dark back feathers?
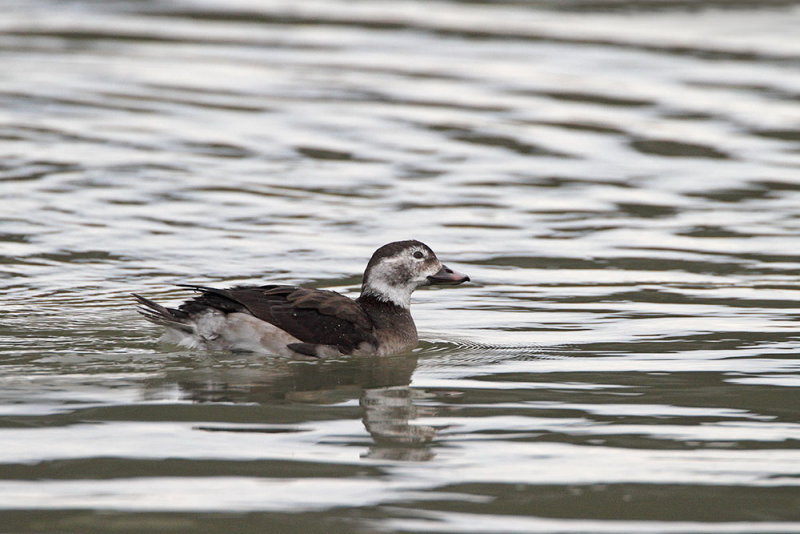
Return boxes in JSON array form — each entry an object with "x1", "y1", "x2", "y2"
[{"x1": 178, "y1": 284, "x2": 377, "y2": 354}]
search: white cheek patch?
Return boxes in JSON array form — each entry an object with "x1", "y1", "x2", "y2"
[{"x1": 366, "y1": 274, "x2": 414, "y2": 308}]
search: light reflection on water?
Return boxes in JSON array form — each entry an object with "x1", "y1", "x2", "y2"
[{"x1": 3, "y1": 0, "x2": 800, "y2": 532}]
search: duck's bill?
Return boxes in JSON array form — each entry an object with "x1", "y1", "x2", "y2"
[{"x1": 427, "y1": 265, "x2": 470, "y2": 285}]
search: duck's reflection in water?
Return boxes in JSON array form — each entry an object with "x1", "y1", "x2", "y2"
[
  {"x1": 158, "y1": 352, "x2": 440, "y2": 461},
  {"x1": 360, "y1": 385, "x2": 439, "y2": 461}
]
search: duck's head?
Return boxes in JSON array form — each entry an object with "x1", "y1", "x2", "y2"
[{"x1": 360, "y1": 240, "x2": 469, "y2": 308}]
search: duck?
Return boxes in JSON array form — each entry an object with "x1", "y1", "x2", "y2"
[{"x1": 134, "y1": 240, "x2": 469, "y2": 358}]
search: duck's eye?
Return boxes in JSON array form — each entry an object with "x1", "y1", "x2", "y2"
[{"x1": 413, "y1": 251, "x2": 424, "y2": 259}]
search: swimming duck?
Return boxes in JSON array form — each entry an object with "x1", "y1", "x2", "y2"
[{"x1": 134, "y1": 240, "x2": 469, "y2": 358}]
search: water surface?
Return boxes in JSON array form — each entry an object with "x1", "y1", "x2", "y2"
[{"x1": 2, "y1": 0, "x2": 800, "y2": 532}]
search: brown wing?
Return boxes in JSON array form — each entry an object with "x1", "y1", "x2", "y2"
[{"x1": 178, "y1": 284, "x2": 376, "y2": 354}]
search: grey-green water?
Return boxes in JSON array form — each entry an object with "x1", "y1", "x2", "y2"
[{"x1": 2, "y1": 0, "x2": 800, "y2": 532}]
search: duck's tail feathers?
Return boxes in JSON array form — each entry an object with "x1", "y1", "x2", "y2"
[{"x1": 132, "y1": 293, "x2": 194, "y2": 333}]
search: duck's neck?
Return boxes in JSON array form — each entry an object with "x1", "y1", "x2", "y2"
[{"x1": 357, "y1": 294, "x2": 418, "y2": 351}]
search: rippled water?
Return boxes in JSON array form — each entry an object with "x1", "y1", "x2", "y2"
[{"x1": 3, "y1": 0, "x2": 800, "y2": 532}]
